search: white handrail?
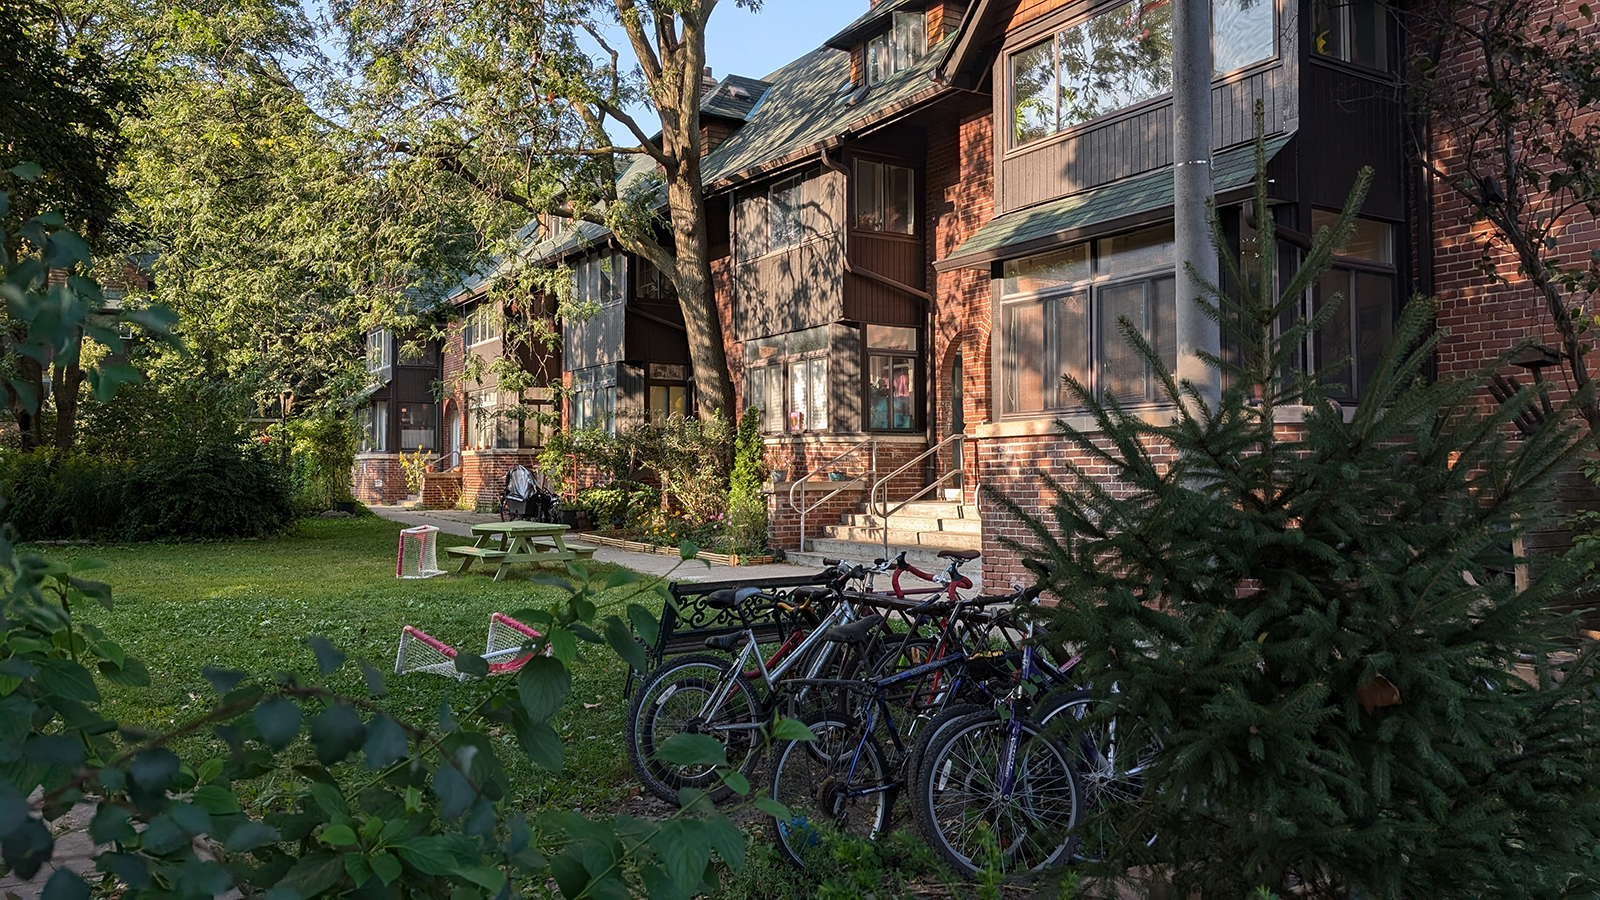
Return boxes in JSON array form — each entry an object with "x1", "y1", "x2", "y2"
[
  {"x1": 786, "y1": 435, "x2": 877, "y2": 551},
  {"x1": 869, "y1": 433, "x2": 967, "y2": 556}
]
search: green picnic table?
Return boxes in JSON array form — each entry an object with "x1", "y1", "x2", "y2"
[{"x1": 444, "y1": 521, "x2": 597, "y2": 581}]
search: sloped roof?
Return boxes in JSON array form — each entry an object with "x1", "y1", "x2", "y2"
[
  {"x1": 937, "y1": 134, "x2": 1296, "y2": 269},
  {"x1": 823, "y1": 0, "x2": 920, "y2": 50},
  {"x1": 702, "y1": 75, "x2": 772, "y2": 121}
]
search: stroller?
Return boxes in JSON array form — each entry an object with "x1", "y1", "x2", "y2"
[{"x1": 500, "y1": 465, "x2": 558, "y2": 523}]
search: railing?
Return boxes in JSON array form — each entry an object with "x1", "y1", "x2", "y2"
[
  {"x1": 868, "y1": 432, "x2": 968, "y2": 557},
  {"x1": 428, "y1": 450, "x2": 461, "y2": 473},
  {"x1": 787, "y1": 436, "x2": 877, "y2": 551}
]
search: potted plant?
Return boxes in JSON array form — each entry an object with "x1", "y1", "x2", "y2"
[
  {"x1": 765, "y1": 446, "x2": 795, "y2": 483},
  {"x1": 827, "y1": 470, "x2": 847, "y2": 481}
]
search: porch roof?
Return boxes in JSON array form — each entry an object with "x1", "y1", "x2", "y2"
[{"x1": 934, "y1": 134, "x2": 1295, "y2": 272}]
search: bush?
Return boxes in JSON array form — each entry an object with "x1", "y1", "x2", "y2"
[
  {"x1": 619, "y1": 415, "x2": 733, "y2": 523},
  {"x1": 571, "y1": 480, "x2": 658, "y2": 529},
  {"x1": 278, "y1": 414, "x2": 357, "y2": 514},
  {"x1": 726, "y1": 407, "x2": 768, "y2": 553},
  {"x1": 0, "y1": 440, "x2": 294, "y2": 541}
]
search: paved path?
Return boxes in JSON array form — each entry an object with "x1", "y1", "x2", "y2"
[{"x1": 370, "y1": 506, "x2": 816, "y2": 583}]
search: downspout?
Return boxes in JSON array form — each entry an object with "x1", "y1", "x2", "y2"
[{"x1": 820, "y1": 146, "x2": 934, "y2": 303}]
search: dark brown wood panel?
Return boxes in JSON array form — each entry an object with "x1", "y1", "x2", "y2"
[
  {"x1": 563, "y1": 300, "x2": 627, "y2": 370},
  {"x1": 844, "y1": 233, "x2": 924, "y2": 326},
  {"x1": 624, "y1": 301, "x2": 691, "y2": 364},
  {"x1": 1299, "y1": 62, "x2": 1405, "y2": 221},
  {"x1": 997, "y1": 66, "x2": 1289, "y2": 214},
  {"x1": 732, "y1": 169, "x2": 847, "y2": 340}
]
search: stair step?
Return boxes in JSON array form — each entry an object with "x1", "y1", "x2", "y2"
[
  {"x1": 886, "y1": 501, "x2": 976, "y2": 519},
  {"x1": 840, "y1": 513, "x2": 981, "y2": 533},
  {"x1": 818, "y1": 525, "x2": 982, "y2": 548}
]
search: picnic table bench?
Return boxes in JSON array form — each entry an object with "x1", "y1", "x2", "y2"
[{"x1": 445, "y1": 521, "x2": 596, "y2": 582}]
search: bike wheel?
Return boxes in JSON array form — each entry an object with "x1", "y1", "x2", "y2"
[
  {"x1": 906, "y1": 701, "x2": 984, "y2": 788},
  {"x1": 1036, "y1": 689, "x2": 1157, "y2": 863},
  {"x1": 625, "y1": 653, "x2": 761, "y2": 804},
  {"x1": 914, "y1": 710, "x2": 1082, "y2": 878},
  {"x1": 767, "y1": 715, "x2": 890, "y2": 869}
]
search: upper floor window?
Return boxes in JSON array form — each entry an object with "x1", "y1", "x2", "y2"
[
  {"x1": 1311, "y1": 0, "x2": 1390, "y2": 71},
  {"x1": 574, "y1": 251, "x2": 626, "y2": 307},
  {"x1": 637, "y1": 257, "x2": 678, "y2": 301},
  {"x1": 768, "y1": 176, "x2": 805, "y2": 253},
  {"x1": 998, "y1": 225, "x2": 1177, "y2": 414},
  {"x1": 855, "y1": 160, "x2": 916, "y2": 234},
  {"x1": 1010, "y1": 0, "x2": 1275, "y2": 147},
  {"x1": 463, "y1": 307, "x2": 501, "y2": 346},
  {"x1": 866, "y1": 12, "x2": 926, "y2": 85},
  {"x1": 365, "y1": 329, "x2": 390, "y2": 373}
]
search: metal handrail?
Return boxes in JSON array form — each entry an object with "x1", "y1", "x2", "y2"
[
  {"x1": 869, "y1": 432, "x2": 967, "y2": 556},
  {"x1": 787, "y1": 435, "x2": 877, "y2": 551},
  {"x1": 428, "y1": 450, "x2": 461, "y2": 472}
]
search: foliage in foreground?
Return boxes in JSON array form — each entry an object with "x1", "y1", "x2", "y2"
[{"x1": 1004, "y1": 144, "x2": 1600, "y2": 898}]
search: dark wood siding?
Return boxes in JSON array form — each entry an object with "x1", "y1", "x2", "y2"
[
  {"x1": 563, "y1": 300, "x2": 627, "y2": 370},
  {"x1": 1298, "y1": 62, "x2": 1405, "y2": 221},
  {"x1": 844, "y1": 234, "x2": 924, "y2": 325},
  {"x1": 732, "y1": 168, "x2": 847, "y2": 340},
  {"x1": 624, "y1": 301, "x2": 690, "y2": 364}
]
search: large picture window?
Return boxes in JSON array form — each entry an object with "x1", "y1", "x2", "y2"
[
  {"x1": 1308, "y1": 211, "x2": 1395, "y2": 402},
  {"x1": 397, "y1": 402, "x2": 436, "y2": 452},
  {"x1": 999, "y1": 225, "x2": 1177, "y2": 414},
  {"x1": 1010, "y1": 0, "x2": 1275, "y2": 146},
  {"x1": 855, "y1": 160, "x2": 915, "y2": 234},
  {"x1": 866, "y1": 325, "x2": 917, "y2": 431},
  {"x1": 745, "y1": 326, "x2": 830, "y2": 433}
]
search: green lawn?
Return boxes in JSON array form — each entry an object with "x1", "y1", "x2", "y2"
[{"x1": 28, "y1": 515, "x2": 654, "y2": 813}]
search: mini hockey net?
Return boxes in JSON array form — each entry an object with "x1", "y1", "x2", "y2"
[
  {"x1": 396, "y1": 525, "x2": 445, "y2": 579},
  {"x1": 394, "y1": 613, "x2": 547, "y2": 680}
]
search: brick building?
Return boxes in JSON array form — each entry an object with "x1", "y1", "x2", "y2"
[{"x1": 356, "y1": 0, "x2": 1596, "y2": 583}]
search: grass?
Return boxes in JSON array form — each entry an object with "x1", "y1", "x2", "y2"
[{"x1": 26, "y1": 515, "x2": 985, "y2": 898}]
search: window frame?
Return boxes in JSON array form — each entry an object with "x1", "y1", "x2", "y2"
[
  {"x1": 864, "y1": 11, "x2": 927, "y2": 86},
  {"x1": 1303, "y1": 209, "x2": 1398, "y2": 402},
  {"x1": 743, "y1": 326, "x2": 834, "y2": 435},
  {"x1": 995, "y1": 225, "x2": 1179, "y2": 418},
  {"x1": 396, "y1": 401, "x2": 437, "y2": 452},
  {"x1": 1309, "y1": 0, "x2": 1392, "y2": 73},
  {"x1": 854, "y1": 158, "x2": 917, "y2": 236},
  {"x1": 1005, "y1": 0, "x2": 1278, "y2": 151},
  {"x1": 365, "y1": 329, "x2": 391, "y2": 373}
]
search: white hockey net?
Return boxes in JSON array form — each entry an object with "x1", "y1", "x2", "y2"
[
  {"x1": 485, "y1": 613, "x2": 544, "y2": 662},
  {"x1": 394, "y1": 626, "x2": 466, "y2": 679},
  {"x1": 397, "y1": 525, "x2": 445, "y2": 579}
]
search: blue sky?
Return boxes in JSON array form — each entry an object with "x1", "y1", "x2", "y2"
[{"x1": 703, "y1": 0, "x2": 864, "y2": 82}]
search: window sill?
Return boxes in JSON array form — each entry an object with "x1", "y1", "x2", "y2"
[
  {"x1": 972, "y1": 404, "x2": 1328, "y2": 439},
  {"x1": 761, "y1": 431, "x2": 928, "y2": 444}
]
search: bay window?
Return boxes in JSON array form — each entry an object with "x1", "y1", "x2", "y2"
[
  {"x1": 998, "y1": 225, "x2": 1177, "y2": 415},
  {"x1": 571, "y1": 369, "x2": 618, "y2": 434},
  {"x1": 855, "y1": 160, "x2": 916, "y2": 234},
  {"x1": 1010, "y1": 0, "x2": 1275, "y2": 147},
  {"x1": 1308, "y1": 211, "x2": 1396, "y2": 402}
]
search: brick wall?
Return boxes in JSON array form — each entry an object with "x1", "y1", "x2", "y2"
[
  {"x1": 461, "y1": 450, "x2": 543, "y2": 510},
  {"x1": 766, "y1": 486, "x2": 864, "y2": 554},
  {"x1": 761, "y1": 435, "x2": 927, "y2": 550},
  {"x1": 421, "y1": 472, "x2": 461, "y2": 509},
  {"x1": 352, "y1": 454, "x2": 409, "y2": 505}
]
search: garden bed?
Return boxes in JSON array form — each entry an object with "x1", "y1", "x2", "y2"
[{"x1": 578, "y1": 531, "x2": 776, "y2": 566}]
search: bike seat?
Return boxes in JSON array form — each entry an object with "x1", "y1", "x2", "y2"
[
  {"x1": 705, "y1": 587, "x2": 764, "y2": 610},
  {"x1": 937, "y1": 549, "x2": 981, "y2": 561},
  {"x1": 788, "y1": 586, "x2": 832, "y2": 604},
  {"x1": 703, "y1": 632, "x2": 744, "y2": 652},
  {"x1": 823, "y1": 615, "x2": 883, "y2": 645}
]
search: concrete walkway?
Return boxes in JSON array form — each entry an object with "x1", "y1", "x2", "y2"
[{"x1": 369, "y1": 506, "x2": 816, "y2": 583}]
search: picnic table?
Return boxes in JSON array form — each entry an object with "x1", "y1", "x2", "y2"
[{"x1": 444, "y1": 521, "x2": 597, "y2": 581}]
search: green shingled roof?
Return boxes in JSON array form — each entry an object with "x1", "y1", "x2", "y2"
[{"x1": 937, "y1": 133, "x2": 1294, "y2": 270}]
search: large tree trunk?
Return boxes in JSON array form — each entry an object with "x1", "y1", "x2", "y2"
[
  {"x1": 667, "y1": 180, "x2": 734, "y2": 420},
  {"x1": 10, "y1": 352, "x2": 46, "y2": 451},
  {"x1": 52, "y1": 349, "x2": 83, "y2": 451}
]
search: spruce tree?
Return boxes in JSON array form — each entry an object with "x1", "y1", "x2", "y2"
[{"x1": 1001, "y1": 136, "x2": 1600, "y2": 899}]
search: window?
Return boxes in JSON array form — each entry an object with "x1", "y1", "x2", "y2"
[
  {"x1": 463, "y1": 307, "x2": 502, "y2": 346},
  {"x1": 998, "y1": 225, "x2": 1177, "y2": 414},
  {"x1": 365, "y1": 330, "x2": 390, "y2": 373},
  {"x1": 574, "y1": 251, "x2": 626, "y2": 307},
  {"x1": 397, "y1": 402, "x2": 436, "y2": 451},
  {"x1": 1308, "y1": 211, "x2": 1395, "y2": 401},
  {"x1": 571, "y1": 370, "x2": 618, "y2": 434},
  {"x1": 866, "y1": 11, "x2": 926, "y2": 85},
  {"x1": 637, "y1": 257, "x2": 677, "y2": 301},
  {"x1": 648, "y1": 385, "x2": 688, "y2": 422},
  {"x1": 855, "y1": 160, "x2": 916, "y2": 234},
  {"x1": 361, "y1": 402, "x2": 388, "y2": 452},
  {"x1": 744, "y1": 326, "x2": 831, "y2": 433},
  {"x1": 768, "y1": 177, "x2": 804, "y2": 253},
  {"x1": 398, "y1": 340, "x2": 439, "y2": 366},
  {"x1": 1312, "y1": 0, "x2": 1389, "y2": 70},
  {"x1": 1213, "y1": 0, "x2": 1276, "y2": 74},
  {"x1": 1010, "y1": 0, "x2": 1275, "y2": 147},
  {"x1": 867, "y1": 325, "x2": 918, "y2": 431}
]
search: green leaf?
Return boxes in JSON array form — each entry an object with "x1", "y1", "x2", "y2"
[
  {"x1": 459, "y1": 865, "x2": 507, "y2": 892},
  {"x1": 363, "y1": 715, "x2": 408, "y2": 770},
  {"x1": 514, "y1": 716, "x2": 564, "y2": 772},
  {"x1": 627, "y1": 603, "x2": 660, "y2": 647},
  {"x1": 704, "y1": 813, "x2": 747, "y2": 871},
  {"x1": 194, "y1": 784, "x2": 240, "y2": 815},
  {"x1": 309, "y1": 704, "x2": 366, "y2": 765},
  {"x1": 454, "y1": 651, "x2": 489, "y2": 678},
  {"x1": 517, "y1": 656, "x2": 571, "y2": 722},
  {"x1": 201, "y1": 667, "x2": 246, "y2": 695},
  {"x1": 606, "y1": 569, "x2": 640, "y2": 589},
  {"x1": 604, "y1": 616, "x2": 648, "y2": 673},
  {"x1": 41, "y1": 230, "x2": 91, "y2": 269},
  {"x1": 100, "y1": 657, "x2": 150, "y2": 687},
  {"x1": 654, "y1": 734, "x2": 727, "y2": 768},
  {"x1": 307, "y1": 637, "x2": 346, "y2": 673},
  {"x1": 254, "y1": 698, "x2": 302, "y2": 749},
  {"x1": 649, "y1": 819, "x2": 710, "y2": 893},
  {"x1": 35, "y1": 659, "x2": 100, "y2": 702},
  {"x1": 548, "y1": 848, "x2": 589, "y2": 898},
  {"x1": 343, "y1": 852, "x2": 371, "y2": 887},
  {"x1": 40, "y1": 869, "x2": 88, "y2": 900},
  {"x1": 8, "y1": 162, "x2": 43, "y2": 181},
  {"x1": 432, "y1": 763, "x2": 476, "y2": 820},
  {"x1": 679, "y1": 541, "x2": 700, "y2": 560},
  {"x1": 88, "y1": 805, "x2": 133, "y2": 845},
  {"x1": 752, "y1": 798, "x2": 791, "y2": 820},
  {"x1": 393, "y1": 836, "x2": 458, "y2": 876},
  {"x1": 319, "y1": 824, "x2": 358, "y2": 847},
  {"x1": 723, "y1": 770, "x2": 750, "y2": 796},
  {"x1": 547, "y1": 627, "x2": 578, "y2": 668},
  {"x1": 280, "y1": 852, "x2": 346, "y2": 898},
  {"x1": 308, "y1": 782, "x2": 351, "y2": 821},
  {"x1": 226, "y1": 821, "x2": 281, "y2": 853},
  {"x1": 770, "y1": 718, "x2": 817, "y2": 742},
  {"x1": 129, "y1": 748, "x2": 180, "y2": 793},
  {"x1": 369, "y1": 851, "x2": 402, "y2": 885}
]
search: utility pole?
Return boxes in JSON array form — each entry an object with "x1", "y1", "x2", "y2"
[{"x1": 1172, "y1": 0, "x2": 1220, "y2": 406}]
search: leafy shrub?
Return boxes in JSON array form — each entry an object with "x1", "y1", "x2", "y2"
[
  {"x1": 572, "y1": 480, "x2": 658, "y2": 528},
  {"x1": 278, "y1": 414, "x2": 357, "y2": 514},
  {"x1": 619, "y1": 415, "x2": 733, "y2": 523},
  {"x1": 0, "y1": 449, "x2": 131, "y2": 540},
  {"x1": 726, "y1": 407, "x2": 768, "y2": 553}
]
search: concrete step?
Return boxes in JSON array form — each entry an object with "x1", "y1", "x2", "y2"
[
  {"x1": 792, "y1": 538, "x2": 986, "y2": 589},
  {"x1": 839, "y1": 513, "x2": 981, "y2": 534},
  {"x1": 818, "y1": 525, "x2": 982, "y2": 548},
  {"x1": 886, "y1": 501, "x2": 976, "y2": 519}
]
